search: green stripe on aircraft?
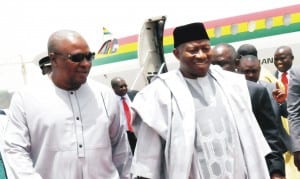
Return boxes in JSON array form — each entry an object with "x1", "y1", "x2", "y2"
[{"x1": 92, "y1": 23, "x2": 300, "y2": 66}]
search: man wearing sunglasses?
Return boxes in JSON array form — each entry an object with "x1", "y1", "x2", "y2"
[{"x1": 3, "y1": 30, "x2": 132, "y2": 179}]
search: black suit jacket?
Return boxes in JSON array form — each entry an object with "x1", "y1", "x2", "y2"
[
  {"x1": 247, "y1": 80, "x2": 285, "y2": 176},
  {"x1": 0, "y1": 110, "x2": 5, "y2": 115},
  {"x1": 127, "y1": 90, "x2": 138, "y2": 101},
  {"x1": 259, "y1": 80, "x2": 291, "y2": 152}
]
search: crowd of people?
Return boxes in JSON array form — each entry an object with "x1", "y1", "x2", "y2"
[{"x1": 0, "y1": 22, "x2": 299, "y2": 179}]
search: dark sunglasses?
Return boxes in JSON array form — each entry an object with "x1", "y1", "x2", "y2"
[{"x1": 54, "y1": 52, "x2": 95, "y2": 62}]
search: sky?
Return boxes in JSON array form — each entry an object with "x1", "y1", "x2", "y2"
[
  {"x1": 0, "y1": 0, "x2": 298, "y2": 64},
  {"x1": 0, "y1": 0, "x2": 298, "y2": 91}
]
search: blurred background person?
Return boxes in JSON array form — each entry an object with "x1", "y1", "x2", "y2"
[
  {"x1": 111, "y1": 77, "x2": 137, "y2": 154},
  {"x1": 34, "y1": 51, "x2": 52, "y2": 75},
  {"x1": 212, "y1": 43, "x2": 286, "y2": 179},
  {"x1": 237, "y1": 44, "x2": 279, "y2": 83},
  {"x1": 287, "y1": 65, "x2": 300, "y2": 171},
  {"x1": 39, "y1": 55, "x2": 52, "y2": 75},
  {"x1": 274, "y1": 46, "x2": 294, "y2": 94}
]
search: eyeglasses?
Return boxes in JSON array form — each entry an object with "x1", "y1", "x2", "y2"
[{"x1": 54, "y1": 52, "x2": 95, "y2": 62}]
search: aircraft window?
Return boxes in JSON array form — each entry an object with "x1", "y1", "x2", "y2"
[
  {"x1": 214, "y1": 27, "x2": 221, "y2": 38},
  {"x1": 248, "y1": 20, "x2": 256, "y2": 32},
  {"x1": 231, "y1": 24, "x2": 238, "y2": 35},
  {"x1": 266, "y1": 17, "x2": 273, "y2": 29},
  {"x1": 283, "y1": 14, "x2": 291, "y2": 26},
  {"x1": 97, "y1": 38, "x2": 119, "y2": 54},
  {"x1": 98, "y1": 40, "x2": 111, "y2": 54},
  {"x1": 110, "y1": 39, "x2": 119, "y2": 53}
]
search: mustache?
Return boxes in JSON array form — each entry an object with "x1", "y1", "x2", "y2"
[{"x1": 192, "y1": 58, "x2": 209, "y2": 63}]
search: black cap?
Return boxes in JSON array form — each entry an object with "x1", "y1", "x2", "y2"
[
  {"x1": 173, "y1": 22, "x2": 210, "y2": 48},
  {"x1": 38, "y1": 56, "x2": 51, "y2": 69}
]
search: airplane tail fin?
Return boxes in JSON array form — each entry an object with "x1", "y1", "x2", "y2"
[
  {"x1": 103, "y1": 27, "x2": 112, "y2": 35},
  {"x1": 97, "y1": 27, "x2": 116, "y2": 54}
]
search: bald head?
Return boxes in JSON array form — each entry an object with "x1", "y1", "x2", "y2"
[
  {"x1": 211, "y1": 43, "x2": 237, "y2": 72},
  {"x1": 238, "y1": 55, "x2": 261, "y2": 82},
  {"x1": 274, "y1": 46, "x2": 293, "y2": 55},
  {"x1": 237, "y1": 44, "x2": 257, "y2": 57},
  {"x1": 48, "y1": 30, "x2": 87, "y2": 54},
  {"x1": 47, "y1": 30, "x2": 92, "y2": 91},
  {"x1": 111, "y1": 77, "x2": 128, "y2": 97},
  {"x1": 111, "y1": 77, "x2": 125, "y2": 88},
  {"x1": 239, "y1": 54, "x2": 260, "y2": 63},
  {"x1": 274, "y1": 45, "x2": 294, "y2": 72}
]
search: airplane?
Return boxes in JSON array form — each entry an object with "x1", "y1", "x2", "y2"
[
  {"x1": 0, "y1": 3, "x2": 299, "y2": 110},
  {"x1": 89, "y1": 4, "x2": 300, "y2": 91}
]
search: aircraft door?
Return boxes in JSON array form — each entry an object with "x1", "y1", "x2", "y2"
[{"x1": 137, "y1": 16, "x2": 168, "y2": 84}]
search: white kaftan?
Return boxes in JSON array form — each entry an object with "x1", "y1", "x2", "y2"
[
  {"x1": 131, "y1": 66, "x2": 271, "y2": 179},
  {"x1": 186, "y1": 75, "x2": 246, "y2": 178},
  {"x1": 3, "y1": 76, "x2": 132, "y2": 179}
]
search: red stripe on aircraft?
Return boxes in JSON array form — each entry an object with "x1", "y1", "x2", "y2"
[
  {"x1": 205, "y1": 4, "x2": 300, "y2": 28},
  {"x1": 110, "y1": 4, "x2": 300, "y2": 45}
]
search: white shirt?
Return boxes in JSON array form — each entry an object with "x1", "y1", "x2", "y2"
[{"x1": 3, "y1": 76, "x2": 132, "y2": 179}]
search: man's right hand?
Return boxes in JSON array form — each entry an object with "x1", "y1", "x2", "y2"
[{"x1": 272, "y1": 82, "x2": 287, "y2": 104}]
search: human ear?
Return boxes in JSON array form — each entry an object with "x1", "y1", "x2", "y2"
[{"x1": 173, "y1": 48, "x2": 180, "y2": 61}]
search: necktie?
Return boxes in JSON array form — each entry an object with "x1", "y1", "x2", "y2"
[
  {"x1": 281, "y1": 72, "x2": 288, "y2": 93},
  {"x1": 122, "y1": 97, "x2": 133, "y2": 132}
]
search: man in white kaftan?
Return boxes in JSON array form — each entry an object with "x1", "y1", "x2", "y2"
[
  {"x1": 3, "y1": 30, "x2": 132, "y2": 179},
  {"x1": 130, "y1": 23, "x2": 271, "y2": 179}
]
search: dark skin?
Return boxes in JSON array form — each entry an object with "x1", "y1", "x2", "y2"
[
  {"x1": 211, "y1": 43, "x2": 236, "y2": 72},
  {"x1": 294, "y1": 151, "x2": 300, "y2": 171},
  {"x1": 272, "y1": 82, "x2": 287, "y2": 104},
  {"x1": 273, "y1": 46, "x2": 293, "y2": 103},
  {"x1": 173, "y1": 39, "x2": 212, "y2": 78},
  {"x1": 111, "y1": 77, "x2": 128, "y2": 97},
  {"x1": 49, "y1": 31, "x2": 92, "y2": 91},
  {"x1": 274, "y1": 46, "x2": 294, "y2": 73},
  {"x1": 212, "y1": 44, "x2": 287, "y2": 105},
  {"x1": 285, "y1": 48, "x2": 300, "y2": 172},
  {"x1": 237, "y1": 55, "x2": 261, "y2": 82},
  {"x1": 41, "y1": 65, "x2": 52, "y2": 75},
  {"x1": 212, "y1": 45, "x2": 285, "y2": 179},
  {"x1": 136, "y1": 40, "x2": 211, "y2": 179}
]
